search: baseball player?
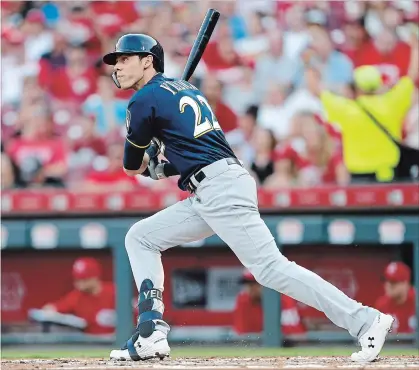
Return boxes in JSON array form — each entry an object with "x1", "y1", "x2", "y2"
[
  {"x1": 103, "y1": 34, "x2": 394, "y2": 363},
  {"x1": 375, "y1": 262, "x2": 416, "y2": 334}
]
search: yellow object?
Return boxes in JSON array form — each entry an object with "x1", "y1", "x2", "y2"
[
  {"x1": 321, "y1": 77, "x2": 414, "y2": 179},
  {"x1": 353, "y1": 65, "x2": 383, "y2": 93}
]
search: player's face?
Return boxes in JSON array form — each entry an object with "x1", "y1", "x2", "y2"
[
  {"x1": 254, "y1": 128, "x2": 275, "y2": 152},
  {"x1": 309, "y1": 27, "x2": 332, "y2": 56},
  {"x1": 384, "y1": 280, "x2": 409, "y2": 301},
  {"x1": 374, "y1": 28, "x2": 397, "y2": 54},
  {"x1": 74, "y1": 277, "x2": 99, "y2": 293},
  {"x1": 114, "y1": 55, "x2": 145, "y2": 90},
  {"x1": 238, "y1": 113, "x2": 256, "y2": 137},
  {"x1": 302, "y1": 119, "x2": 322, "y2": 150},
  {"x1": 202, "y1": 78, "x2": 222, "y2": 102}
]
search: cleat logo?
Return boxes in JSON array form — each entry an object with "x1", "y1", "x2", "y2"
[{"x1": 368, "y1": 337, "x2": 375, "y2": 348}]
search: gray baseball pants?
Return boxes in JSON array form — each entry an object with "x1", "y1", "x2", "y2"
[{"x1": 125, "y1": 158, "x2": 379, "y2": 338}]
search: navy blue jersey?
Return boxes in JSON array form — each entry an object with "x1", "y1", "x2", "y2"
[{"x1": 125, "y1": 73, "x2": 236, "y2": 190}]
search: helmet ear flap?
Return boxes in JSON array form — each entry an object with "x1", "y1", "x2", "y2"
[{"x1": 112, "y1": 71, "x2": 121, "y2": 88}]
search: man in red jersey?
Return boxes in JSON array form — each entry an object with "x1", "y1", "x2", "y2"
[
  {"x1": 43, "y1": 257, "x2": 116, "y2": 335},
  {"x1": 201, "y1": 77, "x2": 238, "y2": 133},
  {"x1": 354, "y1": 26, "x2": 412, "y2": 86},
  {"x1": 45, "y1": 44, "x2": 98, "y2": 104},
  {"x1": 83, "y1": 142, "x2": 139, "y2": 192},
  {"x1": 375, "y1": 262, "x2": 416, "y2": 334},
  {"x1": 339, "y1": 16, "x2": 369, "y2": 65},
  {"x1": 233, "y1": 270, "x2": 306, "y2": 339},
  {"x1": 6, "y1": 109, "x2": 68, "y2": 187}
]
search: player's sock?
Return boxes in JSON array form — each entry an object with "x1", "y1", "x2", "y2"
[{"x1": 137, "y1": 279, "x2": 168, "y2": 337}]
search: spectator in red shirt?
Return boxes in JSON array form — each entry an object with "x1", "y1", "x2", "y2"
[
  {"x1": 70, "y1": 115, "x2": 107, "y2": 156},
  {"x1": 46, "y1": 44, "x2": 98, "y2": 104},
  {"x1": 339, "y1": 16, "x2": 369, "y2": 64},
  {"x1": 265, "y1": 112, "x2": 349, "y2": 188},
  {"x1": 91, "y1": 1, "x2": 139, "y2": 28},
  {"x1": 201, "y1": 77, "x2": 238, "y2": 133},
  {"x1": 43, "y1": 257, "x2": 115, "y2": 335},
  {"x1": 67, "y1": 115, "x2": 107, "y2": 185},
  {"x1": 202, "y1": 36, "x2": 242, "y2": 72},
  {"x1": 233, "y1": 270, "x2": 306, "y2": 341},
  {"x1": 295, "y1": 117, "x2": 348, "y2": 186},
  {"x1": 38, "y1": 32, "x2": 68, "y2": 89},
  {"x1": 83, "y1": 142, "x2": 139, "y2": 192},
  {"x1": 6, "y1": 109, "x2": 68, "y2": 187},
  {"x1": 64, "y1": 4, "x2": 102, "y2": 60},
  {"x1": 375, "y1": 262, "x2": 416, "y2": 334},
  {"x1": 354, "y1": 26, "x2": 412, "y2": 86}
]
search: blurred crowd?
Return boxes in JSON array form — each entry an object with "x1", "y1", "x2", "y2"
[{"x1": 1, "y1": 0, "x2": 419, "y2": 191}]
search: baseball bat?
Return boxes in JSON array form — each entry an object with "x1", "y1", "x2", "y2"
[{"x1": 181, "y1": 8, "x2": 220, "y2": 81}]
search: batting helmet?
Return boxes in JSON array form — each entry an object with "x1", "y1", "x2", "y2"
[{"x1": 103, "y1": 33, "x2": 164, "y2": 73}]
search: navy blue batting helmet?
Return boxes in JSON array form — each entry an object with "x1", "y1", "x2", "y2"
[{"x1": 103, "y1": 34, "x2": 164, "y2": 73}]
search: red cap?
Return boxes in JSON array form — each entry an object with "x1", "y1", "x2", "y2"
[
  {"x1": 384, "y1": 262, "x2": 411, "y2": 283},
  {"x1": 72, "y1": 257, "x2": 101, "y2": 280},
  {"x1": 26, "y1": 9, "x2": 45, "y2": 24}
]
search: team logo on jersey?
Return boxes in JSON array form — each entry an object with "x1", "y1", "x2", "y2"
[{"x1": 126, "y1": 109, "x2": 131, "y2": 131}]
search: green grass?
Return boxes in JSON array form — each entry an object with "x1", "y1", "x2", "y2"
[{"x1": 1, "y1": 346, "x2": 418, "y2": 359}]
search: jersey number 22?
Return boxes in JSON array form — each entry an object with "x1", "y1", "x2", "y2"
[{"x1": 179, "y1": 95, "x2": 222, "y2": 138}]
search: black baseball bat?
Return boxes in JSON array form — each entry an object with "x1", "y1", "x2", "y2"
[{"x1": 181, "y1": 8, "x2": 220, "y2": 81}]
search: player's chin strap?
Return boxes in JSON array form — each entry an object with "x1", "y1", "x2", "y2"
[{"x1": 112, "y1": 72, "x2": 121, "y2": 89}]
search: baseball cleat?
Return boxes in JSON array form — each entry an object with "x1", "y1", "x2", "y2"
[
  {"x1": 110, "y1": 329, "x2": 170, "y2": 361},
  {"x1": 350, "y1": 313, "x2": 394, "y2": 363}
]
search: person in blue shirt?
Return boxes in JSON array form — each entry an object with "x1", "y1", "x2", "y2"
[
  {"x1": 82, "y1": 75, "x2": 128, "y2": 135},
  {"x1": 295, "y1": 26, "x2": 354, "y2": 89}
]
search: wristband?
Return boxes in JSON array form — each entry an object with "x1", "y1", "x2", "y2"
[{"x1": 162, "y1": 163, "x2": 180, "y2": 177}]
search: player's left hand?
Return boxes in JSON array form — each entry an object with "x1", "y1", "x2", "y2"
[
  {"x1": 146, "y1": 138, "x2": 163, "y2": 159},
  {"x1": 148, "y1": 158, "x2": 168, "y2": 180}
]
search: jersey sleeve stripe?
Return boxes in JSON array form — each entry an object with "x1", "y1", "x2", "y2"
[{"x1": 126, "y1": 138, "x2": 151, "y2": 149}]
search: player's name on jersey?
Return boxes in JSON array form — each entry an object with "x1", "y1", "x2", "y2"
[{"x1": 160, "y1": 80, "x2": 198, "y2": 95}]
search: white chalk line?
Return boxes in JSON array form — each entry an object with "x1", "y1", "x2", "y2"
[{"x1": 45, "y1": 365, "x2": 419, "y2": 370}]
